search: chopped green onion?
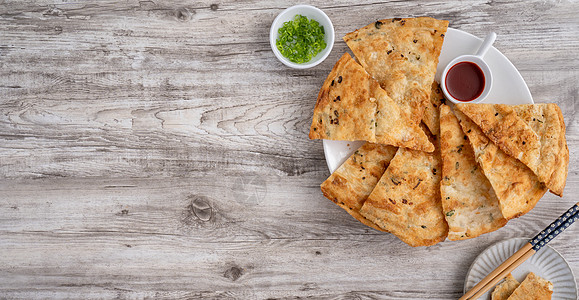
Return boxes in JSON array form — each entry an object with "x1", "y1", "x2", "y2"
[{"x1": 276, "y1": 14, "x2": 326, "y2": 64}]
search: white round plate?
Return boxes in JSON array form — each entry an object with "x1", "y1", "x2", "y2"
[
  {"x1": 323, "y1": 28, "x2": 534, "y2": 173},
  {"x1": 464, "y1": 238, "x2": 577, "y2": 300}
]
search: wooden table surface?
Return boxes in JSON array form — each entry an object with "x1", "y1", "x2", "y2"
[{"x1": 1, "y1": 1, "x2": 578, "y2": 299}]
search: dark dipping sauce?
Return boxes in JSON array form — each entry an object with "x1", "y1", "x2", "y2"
[{"x1": 445, "y1": 61, "x2": 485, "y2": 102}]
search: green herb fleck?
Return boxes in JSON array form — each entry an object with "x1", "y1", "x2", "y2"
[
  {"x1": 446, "y1": 210, "x2": 455, "y2": 217},
  {"x1": 276, "y1": 15, "x2": 326, "y2": 64}
]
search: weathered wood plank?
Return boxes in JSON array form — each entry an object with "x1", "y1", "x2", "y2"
[
  {"x1": 1, "y1": 177, "x2": 578, "y2": 299},
  {"x1": 0, "y1": 0, "x2": 578, "y2": 298},
  {"x1": 1, "y1": 0, "x2": 578, "y2": 179}
]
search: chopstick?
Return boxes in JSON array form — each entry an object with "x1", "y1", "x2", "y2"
[{"x1": 460, "y1": 202, "x2": 579, "y2": 300}]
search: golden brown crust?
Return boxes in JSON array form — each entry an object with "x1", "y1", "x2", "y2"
[
  {"x1": 546, "y1": 105, "x2": 569, "y2": 196},
  {"x1": 359, "y1": 145, "x2": 448, "y2": 247},
  {"x1": 422, "y1": 81, "x2": 445, "y2": 136},
  {"x1": 455, "y1": 103, "x2": 541, "y2": 170},
  {"x1": 511, "y1": 104, "x2": 560, "y2": 188},
  {"x1": 439, "y1": 105, "x2": 507, "y2": 240},
  {"x1": 511, "y1": 104, "x2": 568, "y2": 196},
  {"x1": 309, "y1": 53, "x2": 376, "y2": 142},
  {"x1": 507, "y1": 272, "x2": 553, "y2": 300},
  {"x1": 492, "y1": 274, "x2": 520, "y2": 300},
  {"x1": 344, "y1": 17, "x2": 448, "y2": 125},
  {"x1": 371, "y1": 80, "x2": 435, "y2": 152},
  {"x1": 456, "y1": 103, "x2": 568, "y2": 196},
  {"x1": 455, "y1": 109, "x2": 547, "y2": 220},
  {"x1": 321, "y1": 143, "x2": 398, "y2": 231},
  {"x1": 309, "y1": 53, "x2": 434, "y2": 151}
]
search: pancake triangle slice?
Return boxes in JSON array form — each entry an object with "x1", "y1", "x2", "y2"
[
  {"x1": 439, "y1": 104, "x2": 506, "y2": 240},
  {"x1": 491, "y1": 273, "x2": 520, "y2": 300},
  {"x1": 359, "y1": 141, "x2": 448, "y2": 247},
  {"x1": 344, "y1": 17, "x2": 448, "y2": 125},
  {"x1": 321, "y1": 142, "x2": 398, "y2": 231},
  {"x1": 422, "y1": 81, "x2": 445, "y2": 136},
  {"x1": 309, "y1": 53, "x2": 434, "y2": 152},
  {"x1": 454, "y1": 109, "x2": 547, "y2": 220},
  {"x1": 455, "y1": 103, "x2": 568, "y2": 196},
  {"x1": 506, "y1": 272, "x2": 553, "y2": 300},
  {"x1": 511, "y1": 104, "x2": 568, "y2": 196}
]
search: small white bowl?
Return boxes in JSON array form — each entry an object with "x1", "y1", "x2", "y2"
[
  {"x1": 440, "y1": 55, "x2": 493, "y2": 104},
  {"x1": 440, "y1": 32, "x2": 496, "y2": 104},
  {"x1": 269, "y1": 5, "x2": 334, "y2": 69}
]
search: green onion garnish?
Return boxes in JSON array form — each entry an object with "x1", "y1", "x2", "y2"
[{"x1": 276, "y1": 14, "x2": 326, "y2": 64}]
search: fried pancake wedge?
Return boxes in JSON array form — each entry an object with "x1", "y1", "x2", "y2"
[
  {"x1": 454, "y1": 109, "x2": 547, "y2": 220},
  {"x1": 511, "y1": 104, "x2": 568, "y2": 196},
  {"x1": 360, "y1": 145, "x2": 448, "y2": 247},
  {"x1": 309, "y1": 53, "x2": 376, "y2": 142},
  {"x1": 439, "y1": 105, "x2": 506, "y2": 240},
  {"x1": 372, "y1": 80, "x2": 434, "y2": 151},
  {"x1": 492, "y1": 274, "x2": 520, "y2": 300},
  {"x1": 309, "y1": 53, "x2": 434, "y2": 151},
  {"x1": 546, "y1": 105, "x2": 569, "y2": 196},
  {"x1": 455, "y1": 103, "x2": 541, "y2": 168},
  {"x1": 456, "y1": 103, "x2": 568, "y2": 196},
  {"x1": 321, "y1": 143, "x2": 398, "y2": 231},
  {"x1": 423, "y1": 81, "x2": 445, "y2": 136},
  {"x1": 344, "y1": 17, "x2": 448, "y2": 125},
  {"x1": 507, "y1": 272, "x2": 553, "y2": 300}
]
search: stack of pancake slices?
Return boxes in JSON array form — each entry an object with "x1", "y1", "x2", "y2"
[
  {"x1": 309, "y1": 17, "x2": 569, "y2": 247},
  {"x1": 492, "y1": 273, "x2": 553, "y2": 300}
]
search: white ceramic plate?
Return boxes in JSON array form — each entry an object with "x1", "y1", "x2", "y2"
[
  {"x1": 464, "y1": 238, "x2": 577, "y2": 299},
  {"x1": 322, "y1": 28, "x2": 534, "y2": 173}
]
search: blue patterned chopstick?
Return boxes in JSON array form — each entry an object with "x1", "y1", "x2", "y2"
[{"x1": 529, "y1": 202, "x2": 579, "y2": 251}]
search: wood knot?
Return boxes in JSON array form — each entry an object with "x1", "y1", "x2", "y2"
[
  {"x1": 116, "y1": 209, "x2": 129, "y2": 216},
  {"x1": 43, "y1": 7, "x2": 65, "y2": 17},
  {"x1": 224, "y1": 266, "x2": 243, "y2": 281},
  {"x1": 210, "y1": 4, "x2": 218, "y2": 11},
  {"x1": 172, "y1": 8, "x2": 194, "y2": 22},
  {"x1": 180, "y1": 195, "x2": 217, "y2": 228},
  {"x1": 190, "y1": 197, "x2": 212, "y2": 222},
  {"x1": 138, "y1": 0, "x2": 156, "y2": 10}
]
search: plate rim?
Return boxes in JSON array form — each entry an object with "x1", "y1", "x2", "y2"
[{"x1": 440, "y1": 28, "x2": 534, "y2": 102}]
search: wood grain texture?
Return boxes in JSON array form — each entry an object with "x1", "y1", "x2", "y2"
[{"x1": 0, "y1": 0, "x2": 577, "y2": 299}]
